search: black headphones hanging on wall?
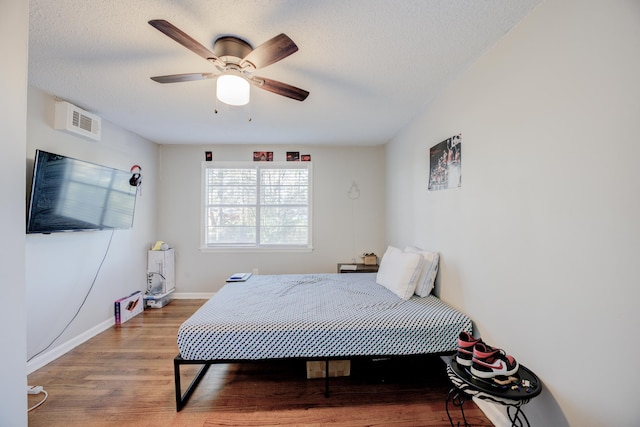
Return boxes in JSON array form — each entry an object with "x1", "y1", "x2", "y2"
[{"x1": 129, "y1": 165, "x2": 142, "y2": 187}]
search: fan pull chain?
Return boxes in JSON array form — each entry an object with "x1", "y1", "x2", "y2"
[{"x1": 214, "y1": 97, "x2": 252, "y2": 122}]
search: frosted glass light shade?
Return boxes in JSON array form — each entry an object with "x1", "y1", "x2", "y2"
[{"x1": 217, "y1": 74, "x2": 250, "y2": 106}]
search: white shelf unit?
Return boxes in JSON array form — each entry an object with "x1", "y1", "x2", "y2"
[{"x1": 146, "y1": 248, "x2": 175, "y2": 308}]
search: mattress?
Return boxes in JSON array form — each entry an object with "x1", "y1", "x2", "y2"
[{"x1": 177, "y1": 273, "x2": 471, "y2": 360}]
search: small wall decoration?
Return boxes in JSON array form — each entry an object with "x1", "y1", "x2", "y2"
[
  {"x1": 301, "y1": 154, "x2": 311, "y2": 161},
  {"x1": 253, "y1": 151, "x2": 273, "y2": 161},
  {"x1": 286, "y1": 151, "x2": 300, "y2": 161},
  {"x1": 428, "y1": 133, "x2": 461, "y2": 191}
]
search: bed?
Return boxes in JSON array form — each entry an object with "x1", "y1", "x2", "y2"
[{"x1": 174, "y1": 266, "x2": 472, "y2": 411}]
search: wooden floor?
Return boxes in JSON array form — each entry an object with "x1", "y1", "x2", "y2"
[{"x1": 27, "y1": 299, "x2": 493, "y2": 427}]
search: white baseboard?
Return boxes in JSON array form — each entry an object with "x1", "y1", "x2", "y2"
[
  {"x1": 473, "y1": 397, "x2": 510, "y2": 427},
  {"x1": 173, "y1": 292, "x2": 214, "y2": 299},
  {"x1": 27, "y1": 317, "x2": 114, "y2": 374}
]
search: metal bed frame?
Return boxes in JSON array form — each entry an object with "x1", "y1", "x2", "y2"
[
  {"x1": 173, "y1": 352, "x2": 452, "y2": 411},
  {"x1": 174, "y1": 355, "x2": 332, "y2": 411}
]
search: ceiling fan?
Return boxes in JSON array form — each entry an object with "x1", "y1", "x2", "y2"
[{"x1": 148, "y1": 19, "x2": 309, "y2": 105}]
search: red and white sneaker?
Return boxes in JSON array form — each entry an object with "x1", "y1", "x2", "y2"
[
  {"x1": 470, "y1": 342, "x2": 519, "y2": 378},
  {"x1": 456, "y1": 331, "x2": 481, "y2": 367}
]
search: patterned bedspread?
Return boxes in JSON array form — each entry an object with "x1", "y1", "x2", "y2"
[{"x1": 177, "y1": 273, "x2": 471, "y2": 360}]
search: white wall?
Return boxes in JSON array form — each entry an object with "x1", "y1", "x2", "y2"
[
  {"x1": 158, "y1": 144, "x2": 385, "y2": 293},
  {"x1": 25, "y1": 87, "x2": 159, "y2": 370},
  {"x1": 0, "y1": 0, "x2": 28, "y2": 425},
  {"x1": 386, "y1": 1, "x2": 640, "y2": 426}
]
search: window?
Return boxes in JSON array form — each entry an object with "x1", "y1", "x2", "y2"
[{"x1": 202, "y1": 162, "x2": 312, "y2": 250}]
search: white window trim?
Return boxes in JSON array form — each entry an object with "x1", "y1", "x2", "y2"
[{"x1": 200, "y1": 161, "x2": 313, "y2": 252}]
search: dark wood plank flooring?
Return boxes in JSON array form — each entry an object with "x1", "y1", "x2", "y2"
[{"x1": 27, "y1": 299, "x2": 492, "y2": 426}]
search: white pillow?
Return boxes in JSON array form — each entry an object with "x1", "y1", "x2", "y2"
[
  {"x1": 376, "y1": 246, "x2": 424, "y2": 300},
  {"x1": 404, "y1": 246, "x2": 440, "y2": 297}
]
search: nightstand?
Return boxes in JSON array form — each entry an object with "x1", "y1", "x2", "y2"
[
  {"x1": 445, "y1": 358, "x2": 541, "y2": 427},
  {"x1": 337, "y1": 263, "x2": 379, "y2": 273}
]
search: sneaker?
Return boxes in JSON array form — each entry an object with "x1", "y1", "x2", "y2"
[
  {"x1": 470, "y1": 342, "x2": 519, "y2": 378},
  {"x1": 456, "y1": 331, "x2": 481, "y2": 367}
]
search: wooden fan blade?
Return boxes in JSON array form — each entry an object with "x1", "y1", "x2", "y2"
[
  {"x1": 149, "y1": 19, "x2": 217, "y2": 62},
  {"x1": 150, "y1": 73, "x2": 215, "y2": 83},
  {"x1": 240, "y1": 34, "x2": 298, "y2": 70},
  {"x1": 251, "y1": 76, "x2": 309, "y2": 101}
]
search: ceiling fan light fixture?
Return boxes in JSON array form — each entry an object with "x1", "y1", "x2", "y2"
[
  {"x1": 148, "y1": 21, "x2": 308, "y2": 102},
  {"x1": 217, "y1": 74, "x2": 250, "y2": 106}
]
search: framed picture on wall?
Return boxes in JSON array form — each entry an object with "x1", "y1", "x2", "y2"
[
  {"x1": 428, "y1": 134, "x2": 461, "y2": 191},
  {"x1": 253, "y1": 151, "x2": 273, "y2": 161},
  {"x1": 286, "y1": 151, "x2": 300, "y2": 161}
]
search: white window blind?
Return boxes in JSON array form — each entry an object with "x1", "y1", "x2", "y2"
[{"x1": 202, "y1": 162, "x2": 312, "y2": 249}]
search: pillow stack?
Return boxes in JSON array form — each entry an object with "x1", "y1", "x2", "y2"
[
  {"x1": 375, "y1": 245, "x2": 440, "y2": 300},
  {"x1": 404, "y1": 246, "x2": 440, "y2": 297}
]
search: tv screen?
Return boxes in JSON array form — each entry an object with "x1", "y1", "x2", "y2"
[{"x1": 27, "y1": 150, "x2": 138, "y2": 234}]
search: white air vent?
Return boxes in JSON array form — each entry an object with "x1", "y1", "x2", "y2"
[{"x1": 54, "y1": 101, "x2": 101, "y2": 141}]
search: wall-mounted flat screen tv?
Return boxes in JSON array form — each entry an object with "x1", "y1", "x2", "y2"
[{"x1": 27, "y1": 150, "x2": 138, "y2": 234}]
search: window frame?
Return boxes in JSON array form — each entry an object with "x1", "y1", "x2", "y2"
[{"x1": 200, "y1": 161, "x2": 313, "y2": 252}]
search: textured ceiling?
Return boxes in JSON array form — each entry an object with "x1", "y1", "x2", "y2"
[{"x1": 28, "y1": 0, "x2": 541, "y2": 145}]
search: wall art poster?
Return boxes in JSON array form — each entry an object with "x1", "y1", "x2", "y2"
[
  {"x1": 428, "y1": 134, "x2": 461, "y2": 191},
  {"x1": 286, "y1": 151, "x2": 300, "y2": 161},
  {"x1": 253, "y1": 151, "x2": 273, "y2": 161}
]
